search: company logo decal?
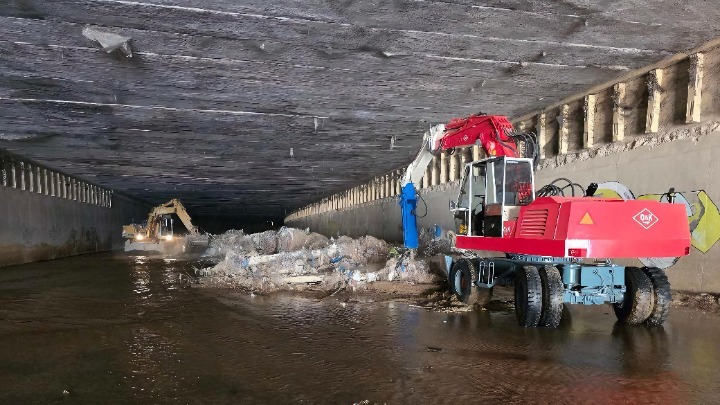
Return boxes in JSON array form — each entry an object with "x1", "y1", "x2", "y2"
[{"x1": 633, "y1": 208, "x2": 659, "y2": 229}]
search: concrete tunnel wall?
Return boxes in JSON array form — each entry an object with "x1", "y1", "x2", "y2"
[
  {"x1": 0, "y1": 186, "x2": 148, "y2": 267},
  {"x1": 0, "y1": 150, "x2": 148, "y2": 267},
  {"x1": 286, "y1": 45, "x2": 720, "y2": 294}
]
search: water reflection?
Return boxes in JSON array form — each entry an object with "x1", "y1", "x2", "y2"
[{"x1": 1, "y1": 254, "x2": 720, "y2": 404}]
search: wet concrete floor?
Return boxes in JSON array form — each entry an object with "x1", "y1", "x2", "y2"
[{"x1": 1, "y1": 253, "x2": 719, "y2": 404}]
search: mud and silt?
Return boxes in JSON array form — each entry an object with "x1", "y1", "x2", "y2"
[{"x1": 2, "y1": 253, "x2": 720, "y2": 404}]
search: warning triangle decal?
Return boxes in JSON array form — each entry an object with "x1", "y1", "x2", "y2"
[{"x1": 580, "y1": 212, "x2": 594, "y2": 225}]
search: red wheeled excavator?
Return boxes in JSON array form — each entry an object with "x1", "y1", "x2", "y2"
[{"x1": 399, "y1": 114, "x2": 691, "y2": 328}]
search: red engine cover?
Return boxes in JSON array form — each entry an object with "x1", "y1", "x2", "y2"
[{"x1": 456, "y1": 197, "x2": 691, "y2": 259}]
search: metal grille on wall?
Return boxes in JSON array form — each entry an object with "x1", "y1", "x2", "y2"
[{"x1": 0, "y1": 148, "x2": 113, "y2": 208}]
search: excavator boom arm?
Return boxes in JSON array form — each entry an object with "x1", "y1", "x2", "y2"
[
  {"x1": 399, "y1": 113, "x2": 534, "y2": 249},
  {"x1": 144, "y1": 199, "x2": 199, "y2": 238}
]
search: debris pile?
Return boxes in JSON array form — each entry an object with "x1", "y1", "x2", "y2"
[
  {"x1": 381, "y1": 252, "x2": 435, "y2": 284},
  {"x1": 198, "y1": 227, "x2": 437, "y2": 292},
  {"x1": 418, "y1": 227, "x2": 453, "y2": 257}
]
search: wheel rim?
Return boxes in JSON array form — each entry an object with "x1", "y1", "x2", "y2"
[{"x1": 454, "y1": 269, "x2": 464, "y2": 294}]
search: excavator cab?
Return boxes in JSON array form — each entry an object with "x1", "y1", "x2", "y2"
[
  {"x1": 157, "y1": 215, "x2": 174, "y2": 240},
  {"x1": 452, "y1": 156, "x2": 535, "y2": 237}
]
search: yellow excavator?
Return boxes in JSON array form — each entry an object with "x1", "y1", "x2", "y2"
[{"x1": 122, "y1": 199, "x2": 209, "y2": 253}]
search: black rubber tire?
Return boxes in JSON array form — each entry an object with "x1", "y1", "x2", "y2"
[
  {"x1": 538, "y1": 266, "x2": 564, "y2": 328},
  {"x1": 614, "y1": 267, "x2": 654, "y2": 325},
  {"x1": 451, "y1": 258, "x2": 481, "y2": 304},
  {"x1": 514, "y1": 266, "x2": 543, "y2": 327},
  {"x1": 643, "y1": 267, "x2": 671, "y2": 326}
]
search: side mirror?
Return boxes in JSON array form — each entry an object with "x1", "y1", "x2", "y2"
[{"x1": 449, "y1": 200, "x2": 457, "y2": 210}]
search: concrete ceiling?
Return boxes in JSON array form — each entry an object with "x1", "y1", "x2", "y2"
[{"x1": 2, "y1": 0, "x2": 720, "y2": 222}]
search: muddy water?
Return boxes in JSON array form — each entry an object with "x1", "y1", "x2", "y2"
[{"x1": 1, "y1": 253, "x2": 719, "y2": 404}]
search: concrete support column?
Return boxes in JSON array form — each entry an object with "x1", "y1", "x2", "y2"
[
  {"x1": 27, "y1": 164, "x2": 34, "y2": 192},
  {"x1": 43, "y1": 169, "x2": 48, "y2": 195},
  {"x1": 390, "y1": 173, "x2": 396, "y2": 196},
  {"x1": 0, "y1": 155, "x2": 5, "y2": 187},
  {"x1": 422, "y1": 167, "x2": 430, "y2": 189},
  {"x1": 584, "y1": 95, "x2": 596, "y2": 149},
  {"x1": 396, "y1": 170, "x2": 402, "y2": 194},
  {"x1": 472, "y1": 145, "x2": 482, "y2": 161},
  {"x1": 460, "y1": 147, "x2": 471, "y2": 176},
  {"x1": 687, "y1": 53, "x2": 705, "y2": 123},
  {"x1": 646, "y1": 69, "x2": 664, "y2": 133},
  {"x1": 10, "y1": 161, "x2": 17, "y2": 189},
  {"x1": 537, "y1": 113, "x2": 547, "y2": 159},
  {"x1": 439, "y1": 152, "x2": 448, "y2": 184},
  {"x1": 559, "y1": 104, "x2": 570, "y2": 155},
  {"x1": 431, "y1": 156, "x2": 440, "y2": 186},
  {"x1": 449, "y1": 151, "x2": 459, "y2": 182},
  {"x1": 384, "y1": 174, "x2": 390, "y2": 198},
  {"x1": 612, "y1": 82, "x2": 626, "y2": 142},
  {"x1": 35, "y1": 167, "x2": 42, "y2": 194},
  {"x1": 20, "y1": 162, "x2": 26, "y2": 190}
]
